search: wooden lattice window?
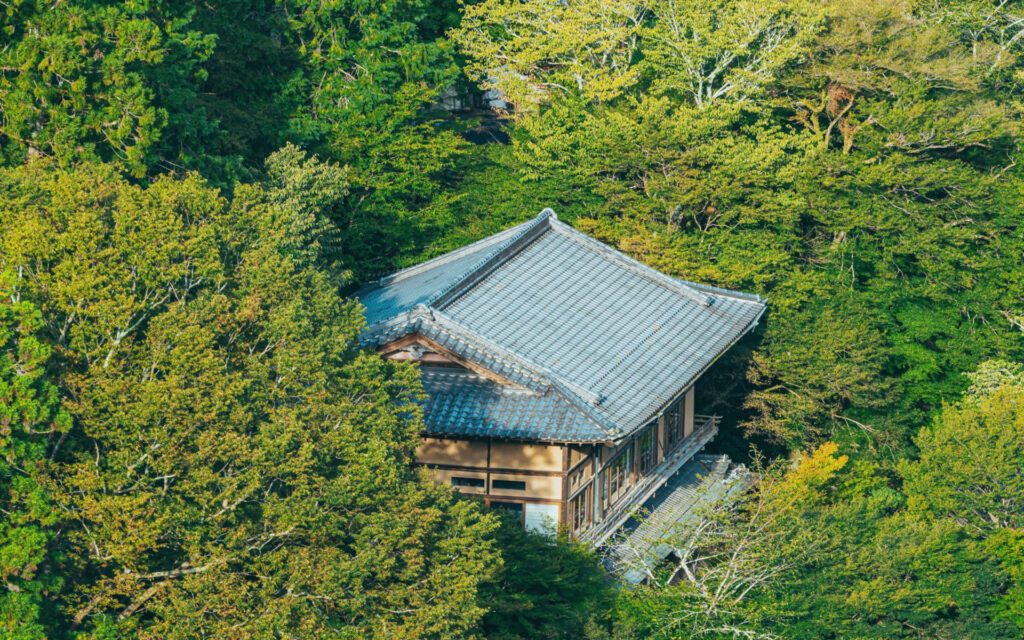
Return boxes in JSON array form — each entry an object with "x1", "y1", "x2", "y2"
[
  {"x1": 569, "y1": 487, "x2": 590, "y2": 534},
  {"x1": 638, "y1": 425, "x2": 656, "y2": 476},
  {"x1": 665, "y1": 400, "x2": 683, "y2": 451}
]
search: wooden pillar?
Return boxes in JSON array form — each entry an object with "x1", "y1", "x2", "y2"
[
  {"x1": 656, "y1": 414, "x2": 666, "y2": 463},
  {"x1": 559, "y1": 446, "x2": 569, "y2": 527},
  {"x1": 629, "y1": 438, "x2": 637, "y2": 485},
  {"x1": 684, "y1": 388, "x2": 695, "y2": 438},
  {"x1": 486, "y1": 438, "x2": 493, "y2": 497}
]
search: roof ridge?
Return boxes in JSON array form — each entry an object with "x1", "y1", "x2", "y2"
[
  {"x1": 675, "y1": 278, "x2": 764, "y2": 303},
  {"x1": 407, "y1": 306, "x2": 550, "y2": 390},
  {"x1": 427, "y1": 208, "x2": 555, "y2": 311},
  {"x1": 367, "y1": 215, "x2": 539, "y2": 289},
  {"x1": 548, "y1": 218, "x2": 721, "y2": 308},
  {"x1": 422, "y1": 306, "x2": 621, "y2": 438}
]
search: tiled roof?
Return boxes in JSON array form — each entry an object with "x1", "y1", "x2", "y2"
[
  {"x1": 358, "y1": 217, "x2": 543, "y2": 328},
  {"x1": 356, "y1": 209, "x2": 766, "y2": 444},
  {"x1": 420, "y1": 368, "x2": 610, "y2": 442}
]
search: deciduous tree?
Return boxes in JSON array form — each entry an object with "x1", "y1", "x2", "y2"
[{"x1": 0, "y1": 162, "x2": 500, "y2": 638}]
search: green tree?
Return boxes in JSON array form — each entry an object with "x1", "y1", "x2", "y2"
[
  {"x1": 476, "y1": 517, "x2": 613, "y2": 640},
  {"x1": 901, "y1": 360, "x2": 1024, "y2": 630},
  {"x1": 0, "y1": 278, "x2": 70, "y2": 639},
  {"x1": 902, "y1": 360, "x2": 1024, "y2": 533},
  {"x1": 0, "y1": 162, "x2": 500, "y2": 639},
  {"x1": 0, "y1": 1, "x2": 219, "y2": 178},
  {"x1": 278, "y1": 0, "x2": 468, "y2": 275},
  {"x1": 610, "y1": 444, "x2": 850, "y2": 640},
  {"x1": 447, "y1": 0, "x2": 1024, "y2": 453},
  {"x1": 611, "y1": 435, "x2": 1019, "y2": 639}
]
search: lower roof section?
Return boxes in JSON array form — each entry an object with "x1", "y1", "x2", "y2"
[{"x1": 420, "y1": 367, "x2": 612, "y2": 443}]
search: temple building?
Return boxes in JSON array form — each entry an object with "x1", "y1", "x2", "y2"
[{"x1": 355, "y1": 209, "x2": 765, "y2": 545}]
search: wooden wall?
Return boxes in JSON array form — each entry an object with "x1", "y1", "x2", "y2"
[
  {"x1": 414, "y1": 382, "x2": 701, "y2": 537},
  {"x1": 417, "y1": 437, "x2": 567, "y2": 528}
]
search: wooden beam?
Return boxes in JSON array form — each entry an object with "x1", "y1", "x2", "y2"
[
  {"x1": 377, "y1": 334, "x2": 525, "y2": 388},
  {"x1": 419, "y1": 462, "x2": 565, "y2": 478}
]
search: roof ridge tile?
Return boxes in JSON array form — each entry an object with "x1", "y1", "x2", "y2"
[{"x1": 426, "y1": 209, "x2": 555, "y2": 311}]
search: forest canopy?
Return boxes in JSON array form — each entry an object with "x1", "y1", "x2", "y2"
[{"x1": 0, "y1": 0, "x2": 1022, "y2": 638}]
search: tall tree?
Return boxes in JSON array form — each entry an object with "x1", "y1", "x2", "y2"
[
  {"x1": 0, "y1": 1, "x2": 220, "y2": 178},
  {"x1": 476, "y1": 517, "x2": 613, "y2": 640},
  {"x1": 0, "y1": 278, "x2": 70, "y2": 639},
  {"x1": 0, "y1": 161, "x2": 499, "y2": 639},
  {"x1": 901, "y1": 360, "x2": 1024, "y2": 629},
  {"x1": 277, "y1": 0, "x2": 467, "y2": 275}
]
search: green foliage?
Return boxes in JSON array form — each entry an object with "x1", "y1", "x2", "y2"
[
  {"x1": 640, "y1": 0, "x2": 824, "y2": 107},
  {"x1": 0, "y1": 162, "x2": 500, "y2": 638},
  {"x1": 0, "y1": 0, "x2": 467, "y2": 248},
  {"x1": 0, "y1": 0, "x2": 1022, "y2": 637},
  {"x1": 900, "y1": 364, "x2": 1024, "y2": 631},
  {"x1": 902, "y1": 364, "x2": 1024, "y2": 532},
  {"x1": 453, "y1": 0, "x2": 823, "y2": 111},
  {"x1": 610, "y1": 444, "x2": 852, "y2": 640},
  {"x1": 257, "y1": 143, "x2": 352, "y2": 283},
  {"x1": 448, "y1": 0, "x2": 1024, "y2": 452},
  {"x1": 0, "y1": 1, "x2": 220, "y2": 178},
  {"x1": 611, "y1": 412, "x2": 1023, "y2": 639},
  {"x1": 276, "y1": 0, "x2": 468, "y2": 276},
  {"x1": 455, "y1": 0, "x2": 647, "y2": 112},
  {"x1": 0, "y1": 280, "x2": 70, "y2": 639},
  {"x1": 476, "y1": 517, "x2": 614, "y2": 640}
]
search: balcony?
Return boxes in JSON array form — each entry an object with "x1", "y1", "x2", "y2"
[{"x1": 581, "y1": 414, "x2": 720, "y2": 547}]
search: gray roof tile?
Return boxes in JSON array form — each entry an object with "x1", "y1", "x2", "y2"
[
  {"x1": 357, "y1": 209, "x2": 766, "y2": 444},
  {"x1": 420, "y1": 368, "x2": 608, "y2": 442}
]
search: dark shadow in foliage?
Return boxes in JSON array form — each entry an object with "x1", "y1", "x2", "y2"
[
  {"x1": 477, "y1": 510, "x2": 615, "y2": 640},
  {"x1": 698, "y1": 329, "x2": 787, "y2": 464},
  {"x1": 192, "y1": 1, "x2": 305, "y2": 173}
]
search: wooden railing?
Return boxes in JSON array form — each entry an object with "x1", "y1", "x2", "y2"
[{"x1": 581, "y1": 414, "x2": 720, "y2": 546}]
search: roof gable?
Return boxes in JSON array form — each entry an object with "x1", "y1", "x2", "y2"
[{"x1": 356, "y1": 209, "x2": 766, "y2": 443}]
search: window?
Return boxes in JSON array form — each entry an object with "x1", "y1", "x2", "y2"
[
  {"x1": 638, "y1": 425, "x2": 656, "y2": 476},
  {"x1": 569, "y1": 487, "x2": 590, "y2": 534},
  {"x1": 451, "y1": 476, "x2": 485, "y2": 488},
  {"x1": 492, "y1": 479, "x2": 527, "y2": 491},
  {"x1": 490, "y1": 500, "x2": 524, "y2": 525},
  {"x1": 603, "y1": 450, "x2": 631, "y2": 509},
  {"x1": 665, "y1": 400, "x2": 682, "y2": 451}
]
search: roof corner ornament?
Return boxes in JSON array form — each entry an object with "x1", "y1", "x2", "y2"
[
  {"x1": 407, "y1": 344, "x2": 426, "y2": 359},
  {"x1": 539, "y1": 207, "x2": 557, "y2": 220},
  {"x1": 410, "y1": 303, "x2": 434, "y2": 320}
]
